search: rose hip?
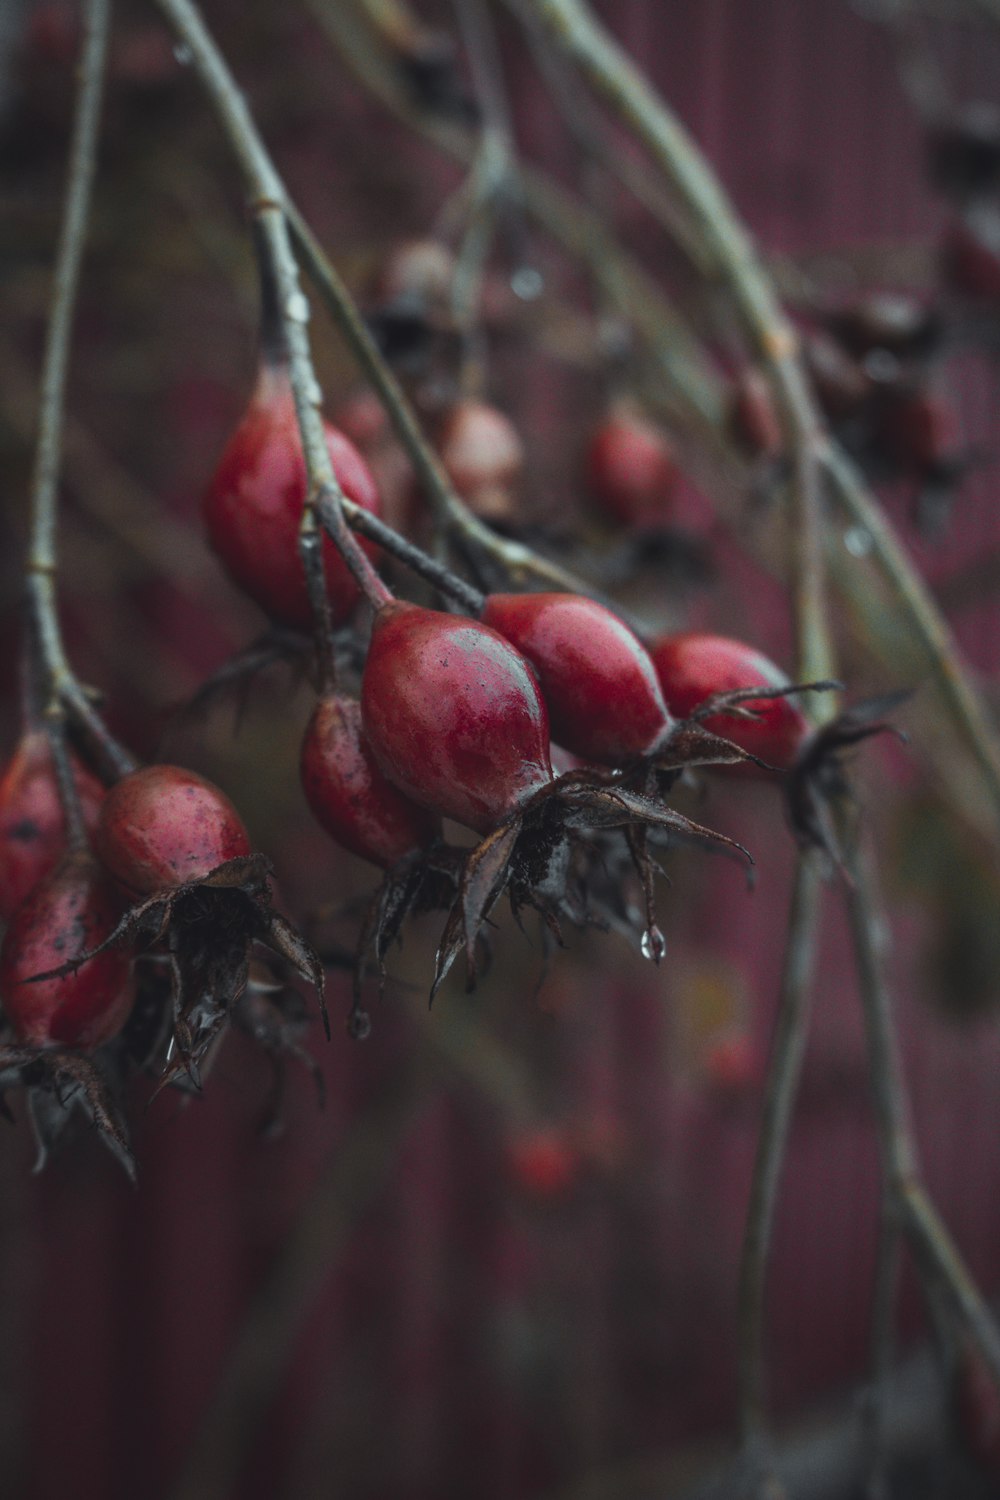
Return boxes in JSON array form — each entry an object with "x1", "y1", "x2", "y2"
[
  {"x1": 203, "y1": 363, "x2": 383, "y2": 631},
  {"x1": 361, "y1": 601, "x2": 553, "y2": 834},
  {"x1": 0, "y1": 852, "x2": 133, "y2": 1050},
  {"x1": 650, "y1": 633, "x2": 810, "y2": 770},
  {"x1": 481, "y1": 592, "x2": 674, "y2": 765},
  {"x1": 95, "y1": 765, "x2": 252, "y2": 895},
  {"x1": 0, "y1": 729, "x2": 104, "y2": 920},
  {"x1": 301, "y1": 694, "x2": 440, "y2": 868}
]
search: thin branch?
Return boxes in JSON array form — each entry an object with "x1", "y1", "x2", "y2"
[
  {"x1": 843, "y1": 826, "x2": 1000, "y2": 1387},
  {"x1": 823, "y1": 446, "x2": 1000, "y2": 821},
  {"x1": 736, "y1": 849, "x2": 825, "y2": 1460},
  {"x1": 320, "y1": 494, "x2": 487, "y2": 615},
  {"x1": 25, "y1": 0, "x2": 136, "y2": 797},
  {"x1": 152, "y1": 0, "x2": 392, "y2": 683}
]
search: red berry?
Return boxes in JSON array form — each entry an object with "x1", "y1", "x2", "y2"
[
  {"x1": 203, "y1": 363, "x2": 383, "y2": 631},
  {"x1": 95, "y1": 765, "x2": 252, "y2": 895},
  {"x1": 0, "y1": 853, "x2": 133, "y2": 1050},
  {"x1": 0, "y1": 729, "x2": 105, "y2": 921},
  {"x1": 481, "y1": 592, "x2": 673, "y2": 765},
  {"x1": 650, "y1": 633, "x2": 809, "y2": 770},
  {"x1": 941, "y1": 205, "x2": 1000, "y2": 303},
  {"x1": 585, "y1": 408, "x2": 677, "y2": 528},
  {"x1": 437, "y1": 400, "x2": 524, "y2": 525},
  {"x1": 300, "y1": 694, "x2": 440, "y2": 868},
  {"x1": 506, "y1": 1127, "x2": 580, "y2": 1198},
  {"x1": 360, "y1": 601, "x2": 553, "y2": 834}
]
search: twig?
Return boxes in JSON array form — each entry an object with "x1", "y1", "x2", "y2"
[
  {"x1": 823, "y1": 446, "x2": 1000, "y2": 821},
  {"x1": 843, "y1": 825, "x2": 1000, "y2": 1387},
  {"x1": 318, "y1": 494, "x2": 487, "y2": 615},
  {"x1": 151, "y1": 0, "x2": 393, "y2": 700},
  {"x1": 858, "y1": 1206, "x2": 902, "y2": 1500},
  {"x1": 449, "y1": 0, "x2": 517, "y2": 381},
  {"x1": 736, "y1": 849, "x2": 825, "y2": 1463},
  {"x1": 25, "y1": 0, "x2": 136, "y2": 792}
]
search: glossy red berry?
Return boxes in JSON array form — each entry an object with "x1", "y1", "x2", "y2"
[
  {"x1": 481, "y1": 592, "x2": 673, "y2": 765},
  {"x1": 585, "y1": 408, "x2": 677, "y2": 528},
  {"x1": 650, "y1": 633, "x2": 809, "y2": 770},
  {"x1": 437, "y1": 400, "x2": 524, "y2": 525},
  {"x1": 361, "y1": 601, "x2": 553, "y2": 834},
  {"x1": 95, "y1": 765, "x2": 252, "y2": 895},
  {"x1": 0, "y1": 853, "x2": 133, "y2": 1049},
  {"x1": 0, "y1": 729, "x2": 105, "y2": 921},
  {"x1": 300, "y1": 694, "x2": 440, "y2": 868},
  {"x1": 203, "y1": 363, "x2": 383, "y2": 631}
]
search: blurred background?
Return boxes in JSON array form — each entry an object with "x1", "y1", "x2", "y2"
[{"x1": 3, "y1": 1, "x2": 1000, "y2": 1497}]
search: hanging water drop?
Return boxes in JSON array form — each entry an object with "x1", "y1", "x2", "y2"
[
  {"x1": 348, "y1": 1007, "x2": 372, "y2": 1041},
  {"x1": 640, "y1": 925, "x2": 666, "y2": 963}
]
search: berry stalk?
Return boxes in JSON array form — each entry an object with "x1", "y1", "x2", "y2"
[{"x1": 23, "y1": 0, "x2": 135, "y2": 808}]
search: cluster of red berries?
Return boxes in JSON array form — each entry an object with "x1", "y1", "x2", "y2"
[
  {"x1": 196, "y1": 341, "x2": 854, "y2": 1026},
  {"x1": 1, "y1": 236, "x2": 895, "y2": 1174},
  {"x1": 0, "y1": 736, "x2": 323, "y2": 1171}
]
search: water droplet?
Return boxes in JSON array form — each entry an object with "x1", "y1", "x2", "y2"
[
  {"x1": 510, "y1": 266, "x2": 544, "y2": 300},
  {"x1": 284, "y1": 292, "x2": 310, "y2": 324},
  {"x1": 348, "y1": 1008, "x2": 372, "y2": 1041},
  {"x1": 843, "y1": 526, "x2": 873, "y2": 557},
  {"x1": 173, "y1": 42, "x2": 192, "y2": 65},
  {"x1": 640, "y1": 926, "x2": 666, "y2": 963}
]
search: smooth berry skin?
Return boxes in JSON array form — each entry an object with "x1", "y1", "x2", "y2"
[
  {"x1": 300, "y1": 695, "x2": 440, "y2": 869},
  {"x1": 203, "y1": 364, "x2": 382, "y2": 632},
  {"x1": 650, "y1": 633, "x2": 809, "y2": 771},
  {"x1": 481, "y1": 592, "x2": 673, "y2": 766},
  {"x1": 95, "y1": 765, "x2": 252, "y2": 895},
  {"x1": 585, "y1": 410, "x2": 677, "y2": 528},
  {"x1": 361, "y1": 602, "x2": 553, "y2": 835},
  {"x1": 0, "y1": 853, "x2": 134, "y2": 1050},
  {"x1": 0, "y1": 729, "x2": 105, "y2": 921}
]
